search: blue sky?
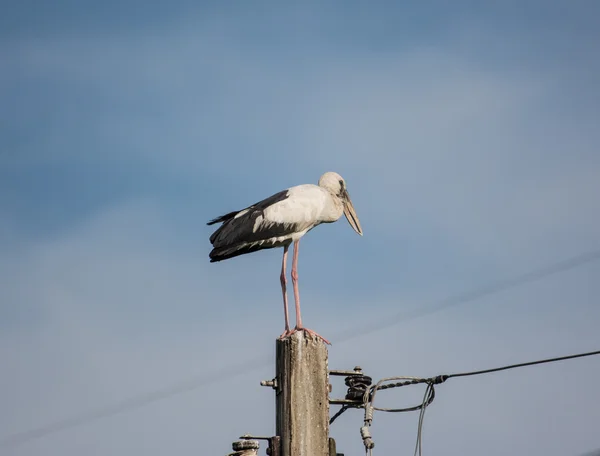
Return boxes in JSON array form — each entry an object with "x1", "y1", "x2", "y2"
[{"x1": 2, "y1": 2, "x2": 600, "y2": 455}]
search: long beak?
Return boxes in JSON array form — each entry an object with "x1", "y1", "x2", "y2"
[{"x1": 342, "y1": 189, "x2": 363, "y2": 236}]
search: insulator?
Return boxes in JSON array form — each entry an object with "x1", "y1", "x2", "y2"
[
  {"x1": 345, "y1": 374, "x2": 373, "y2": 401},
  {"x1": 360, "y1": 426, "x2": 375, "y2": 449},
  {"x1": 232, "y1": 440, "x2": 260, "y2": 451},
  {"x1": 364, "y1": 404, "x2": 374, "y2": 423}
]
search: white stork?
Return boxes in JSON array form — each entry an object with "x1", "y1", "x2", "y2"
[{"x1": 208, "y1": 171, "x2": 363, "y2": 344}]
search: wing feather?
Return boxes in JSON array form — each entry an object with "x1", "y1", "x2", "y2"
[{"x1": 207, "y1": 185, "x2": 327, "y2": 262}]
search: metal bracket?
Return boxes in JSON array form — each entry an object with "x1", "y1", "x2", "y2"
[
  {"x1": 260, "y1": 377, "x2": 278, "y2": 390},
  {"x1": 329, "y1": 437, "x2": 345, "y2": 456},
  {"x1": 328, "y1": 366, "x2": 371, "y2": 405},
  {"x1": 329, "y1": 366, "x2": 364, "y2": 377},
  {"x1": 330, "y1": 398, "x2": 363, "y2": 405}
]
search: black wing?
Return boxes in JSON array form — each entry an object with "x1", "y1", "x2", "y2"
[{"x1": 207, "y1": 189, "x2": 296, "y2": 262}]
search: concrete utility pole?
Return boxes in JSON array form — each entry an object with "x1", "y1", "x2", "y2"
[{"x1": 275, "y1": 331, "x2": 329, "y2": 456}]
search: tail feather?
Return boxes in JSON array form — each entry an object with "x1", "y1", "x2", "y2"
[
  {"x1": 207, "y1": 210, "x2": 239, "y2": 226},
  {"x1": 209, "y1": 243, "x2": 265, "y2": 262},
  {"x1": 207, "y1": 189, "x2": 292, "y2": 262}
]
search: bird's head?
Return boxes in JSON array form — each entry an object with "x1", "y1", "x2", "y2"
[{"x1": 318, "y1": 172, "x2": 363, "y2": 236}]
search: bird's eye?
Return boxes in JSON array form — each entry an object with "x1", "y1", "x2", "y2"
[{"x1": 338, "y1": 179, "x2": 344, "y2": 189}]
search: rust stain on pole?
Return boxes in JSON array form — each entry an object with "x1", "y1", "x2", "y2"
[{"x1": 276, "y1": 331, "x2": 329, "y2": 456}]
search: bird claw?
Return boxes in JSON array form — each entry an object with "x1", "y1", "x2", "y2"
[
  {"x1": 290, "y1": 327, "x2": 331, "y2": 345},
  {"x1": 279, "y1": 329, "x2": 292, "y2": 339},
  {"x1": 278, "y1": 326, "x2": 331, "y2": 345}
]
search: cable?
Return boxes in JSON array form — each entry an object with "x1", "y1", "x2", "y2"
[
  {"x1": 369, "y1": 377, "x2": 436, "y2": 413},
  {"x1": 2, "y1": 249, "x2": 599, "y2": 449},
  {"x1": 444, "y1": 349, "x2": 600, "y2": 380},
  {"x1": 334, "y1": 249, "x2": 600, "y2": 343},
  {"x1": 0, "y1": 356, "x2": 269, "y2": 449},
  {"x1": 363, "y1": 349, "x2": 600, "y2": 456},
  {"x1": 413, "y1": 382, "x2": 433, "y2": 456},
  {"x1": 329, "y1": 405, "x2": 350, "y2": 425},
  {"x1": 361, "y1": 377, "x2": 437, "y2": 454},
  {"x1": 367, "y1": 349, "x2": 600, "y2": 397}
]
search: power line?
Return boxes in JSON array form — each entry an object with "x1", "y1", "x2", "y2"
[
  {"x1": 331, "y1": 348, "x2": 600, "y2": 426},
  {"x1": 366, "y1": 348, "x2": 600, "y2": 396},
  {"x1": 0, "y1": 357, "x2": 269, "y2": 449},
  {"x1": 2, "y1": 249, "x2": 599, "y2": 449},
  {"x1": 358, "y1": 348, "x2": 600, "y2": 455},
  {"x1": 443, "y1": 348, "x2": 600, "y2": 380},
  {"x1": 334, "y1": 249, "x2": 600, "y2": 342}
]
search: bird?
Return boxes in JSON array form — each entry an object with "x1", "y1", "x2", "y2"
[{"x1": 207, "y1": 171, "x2": 363, "y2": 344}]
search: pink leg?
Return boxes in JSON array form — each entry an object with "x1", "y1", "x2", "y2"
[
  {"x1": 279, "y1": 245, "x2": 291, "y2": 339},
  {"x1": 289, "y1": 240, "x2": 331, "y2": 345},
  {"x1": 291, "y1": 240, "x2": 302, "y2": 327}
]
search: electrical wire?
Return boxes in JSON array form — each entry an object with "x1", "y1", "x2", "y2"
[
  {"x1": 2, "y1": 249, "x2": 599, "y2": 449},
  {"x1": 365, "y1": 349, "x2": 600, "y2": 399},
  {"x1": 413, "y1": 382, "x2": 433, "y2": 456},
  {"x1": 363, "y1": 348, "x2": 600, "y2": 456},
  {"x1": 0, "y1": 356, "x2": 269, "y2": 449},
  {"x1": 329, "y1": 405, "x2": 351, "y2": 425},
  {"x1": 334, "y1": 249, "x2": 600, "y2": 343},
  {"x1": 369, "y1": 377, "x2": 436, "y2": 413},
  {"x1": 444, "y1": 349, "x2": 600, "y2": 380}
]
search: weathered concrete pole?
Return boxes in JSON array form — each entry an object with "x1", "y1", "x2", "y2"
[{"x1": 276, "y1": 331, "x2": 329, "y2": 456}]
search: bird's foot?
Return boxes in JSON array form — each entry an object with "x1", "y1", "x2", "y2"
[
  {"x1": 290, "y1": 326, "x2": 331, "y2": 345},
  {"x1": 279, "y1": 328, "x2": 293, "y2": 339}
]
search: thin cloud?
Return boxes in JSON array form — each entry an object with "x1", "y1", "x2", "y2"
[{"x1": 2, "y1": 3, "x2": 600, "y2": 456}]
